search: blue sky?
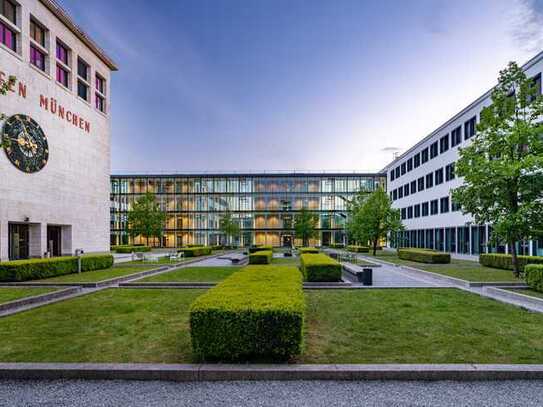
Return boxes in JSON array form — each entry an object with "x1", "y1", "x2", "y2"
[{"x1": 60, "y1": 0, "x2": 543, "y2": 173}]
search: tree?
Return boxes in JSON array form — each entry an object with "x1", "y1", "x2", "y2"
[
  {"x1": 452, "y1": 61, "x2": 543, "y2": 276},
  {"x1": 347, "y1": 187, "x2": 403, "y2": 255},
  {"x1": 219, "y1": 210, "x2": 240, "y2": 247},
  {"x1": 127, "y1": 193, "x2": 166, "y2": 245},
  {"x1": 294, "y1": 208, "x2": 318, "y2": 247}
]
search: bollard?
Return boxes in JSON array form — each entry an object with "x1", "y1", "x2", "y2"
[{"x1": 361, "y1": 268, "x2": 373, "y2": 286}]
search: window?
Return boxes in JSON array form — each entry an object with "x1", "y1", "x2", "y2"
[
  {"x1": 451, "y1": 126, "x2": 462, "y2": 147},
  {"x1": 407, "y1": 206, "x2": 413, "y2": 219},
  {"x1": 95, "y1": 73, "x2": 106, "y2": 113},
  {"x1": 430, "y1": 141, "x2": 439, "y2": 159},
  {"x1": 414, "y1": 153, "x2": 420, "y2": 168},
  {"x1": 0, "y1": 20, "x2": 15, "y2": 51},
  {"x1": 56, "y1": 40, "x2": 69, "y2": 65},
  {"x1": 401, "y1": 162, "x2": 406, "y2": 175},
  {"x1": 390, "y1": 170, "x2": 395, "y2": 182},
  {"x1": 0, "y1": 0, "x2": 16, "y2": 24},
  {"x1": 426, "y1": 172, "x2": 433, "y2": 188},
  {"x1": 451, "y1": 200, "x2": 461, "y2": 212},
  {"x1": 56, "y1": 65, "x2": 69, "y2": 87},
  {"x1": 440, "y1": 196, "x2": 450, "y2": 213},
  {"x1": 395, "y1": 167, "x2": 400, "y2": 179},
  {"x1": 529, "y1": 73, "x2": 542, "y2": 103},
  {"x1": 430, "y1": 199, "x2": 439, "y2": 215},
  {"x1": 417, "y1": 176, "x2": 424, "y2": 191},
  {"x1": 414, "y1": 204, "x2": 421, "y2": 218},
  {"x1": 401, "y1": 208, "x2": 407, "y2": 220},
  {"x1": 403, "y1": 184, "x2": 409, "y2": 197},
  {"x1": 30, "y1": 46, "x2": 45, "y2": 71},
  {"x1": 435, "y1": 168, "x2": 444, "y2": 185},
  {"x1": 422, "y1": 202, "x2": 429, "y2": 216},
  {"x1": 407, "y1": 158, "x2": 413, "y2": 172},
  {"x1": 78, "y1": 58, "x2": 89, "y2": 80},
  {"x1": 464, "y1": 116, "x2": 476, "y2": 140},
  {"x1": 30, "y1": 19, "x2": 45, "y2": 47},
  {"x1": 393, "y1": 189, "x2": 398, "y2": 200},
  {"x1": 398, "y1": 187, "x2": 404, "y2": 199},
  {"x1": 410, "y1": 180, "x2": 416, "y2": 194},
  {"x1": 445, "y1": 163, "x2": 456, "y2": 181},
  {"x1": 56, "y1": 40, "x2": 70, "y2": 88},
  {"x1": 421, "y1": 147, "x2": 429, "y2": 163},
  {"x1": 77, "y1": 57, "x2": 90, "y2": 101},
  {"x1": 439, "y1": 134, "x2": 449, "y2": 153}
]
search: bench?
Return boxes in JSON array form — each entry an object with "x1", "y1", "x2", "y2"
[
  {"x1": 218, "y1": 253, "x2": 248, "y2": 265},
  {"x1": 342, "y1": 263, "x2": 374, "y2": 286}
]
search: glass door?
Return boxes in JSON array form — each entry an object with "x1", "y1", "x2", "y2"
[{"x1": 9, "y1": 223, "x2": 29, "y2": 260}]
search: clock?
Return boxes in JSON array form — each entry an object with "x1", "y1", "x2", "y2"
[{"x1": 2, "y1": 114, "x2": 49, "y2": 173}]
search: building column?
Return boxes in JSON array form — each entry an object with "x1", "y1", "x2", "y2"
[
  {"x1": 29, "y1": 223, "x2": 46, "y2": 258},
  {"x1": 0, "y1": 220, "x2": 8, "y2": 261}
]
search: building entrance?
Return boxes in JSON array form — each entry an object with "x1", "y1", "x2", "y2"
[
  {"x1": 47, "y1": 225, "x2": 62, "y2": 257},
  {"x1": 282, "y1": 235, "x2": 292, "y2": 248},
  {"x1": 9, "y1": 223, "x2": 29, "y2": 260}
]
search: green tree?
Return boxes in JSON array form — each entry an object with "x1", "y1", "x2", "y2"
[
  {"x1": 452, "y1": 62, "x2": 543, "y2": 276},
  {"x1": 127, "y1": 193, "x2": 166, "y2": 245},
  {"x1": 294, "y1": 207, "x2": 319, "y2": 247},
  {"x1": 219, "y1": 210, "x2": 240, "y2": 247},
  {"x1": 347, "y1": 188, "x2": 403, "y2": 255}
]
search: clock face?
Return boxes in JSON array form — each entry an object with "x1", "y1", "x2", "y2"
[{"x1": 2, "y1": 114, "x2": 49, "y2": 173}]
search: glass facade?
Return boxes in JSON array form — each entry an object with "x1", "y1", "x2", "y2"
[{"x1": 110, "y1": 173, "x2": 385, "y2": 247}]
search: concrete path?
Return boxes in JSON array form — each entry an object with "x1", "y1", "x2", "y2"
[{"x1": 1, "y1": 379, "x2": 543, "y2": 406}]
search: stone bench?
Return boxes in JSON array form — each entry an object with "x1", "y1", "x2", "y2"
[
  {"x1": 342, "y1": 263, "x2": 374, "y2": 286},
  {"x1": 218, "y1": 253, "x2": 248, "y2": 265}
]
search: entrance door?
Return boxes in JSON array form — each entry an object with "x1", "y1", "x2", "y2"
[
  {"x1": 9, "y1": 223, "x2": 29, "y2": 260},
  {"x1": 282, "y1": 235, "x2": 292, "y2": 248},
  {"x1": 47, "y1": 226, "x2": 62, "y2": 257}
]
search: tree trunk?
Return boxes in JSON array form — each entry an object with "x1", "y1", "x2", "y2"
[
  {"x1": 372, "y1": 238, "x2": 378, "y2": 256},
  {"x1": 509, "y1": 240, "x2": 520, "y2": 277}
]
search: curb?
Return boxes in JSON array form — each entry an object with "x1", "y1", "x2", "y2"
[
  {"x1": 119, "y1": 282, "x2": 216, "y2": 289},
  {"x1": 483, "y1": 286, "x2": 543, "y2": 309},
  {"x1": 2, "y1": 363, "x2": 543, "y2": 381},
  {"x1": 0, "y1": 287, "x2": 81, "y2": 313}
]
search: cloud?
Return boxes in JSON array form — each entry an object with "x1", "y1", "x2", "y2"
[{"x1": 510, "y1": 0, "x2": 543, "y2": 53}]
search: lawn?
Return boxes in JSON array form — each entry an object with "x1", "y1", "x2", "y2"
[
  {"x1": 40, "y1": 265, "x2": 158, "y2": 283},
  {"x1": 272, "y1": 256, "x2": 300, "y2": 266},
  {"x1": 301, "y1": 289, "x2": 543, "y2": 364},
  {"x1": 507, "y1": 288, "x2": 543, "y2": 300},
  {"x1": 363, "y1": 251, "x2": 520, "y2": 282},
  {"x1": 0, "y1": 287, "x2": 57, "y2": 304},
  {"x1": 0, "y1": 288, "x2": 205, "y2": 363},
  {"x1": 139, "y1": 266, "x2": 242, "y2": 283}
]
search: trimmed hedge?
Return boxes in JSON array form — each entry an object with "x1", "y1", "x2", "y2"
[
  {"x1": 113, "y1": 245, "x2": 151, "y2": 253},
  {"x1": 479, "y1": 254, "x2": 543, "y2": 272},
  {"x1": 190, "y1": 265, "x2": 305, "y2": 361},
  {"x1": 526, "y1": 265, "x2": 543, "y2": 293},
  {"x1": 249, "y1": 245, "x2": 273, "y2": 253},
  {"x1": 398, "y1": 248, "x2": 451, "y2": 264},
  {"x1": 347, "y1": 245, "x2": 369, "y2": 253},
  {"x1": 178, "y1": 246, "x2": 213, "y2": 257},
  {"x1": 0, "y1": 254, "x2": 114, "y2": 282},
  {"x1": 300, "y1": 253, "x2": 342, "y2": 282},
  {"x1": 298, "y1": 247, "x2": 319, "y2": 254},
  {"x1": 249, "y1": 250, "x2": 272, "y2": 264}
]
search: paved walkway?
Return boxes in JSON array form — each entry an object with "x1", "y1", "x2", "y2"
[{"x1": 1, "y1": 379, "x2": 542, "y2": 406}]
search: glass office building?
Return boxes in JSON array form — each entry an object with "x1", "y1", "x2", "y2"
[{"x1": 110, "y1": 173, "x2": 385, "y2": 248}]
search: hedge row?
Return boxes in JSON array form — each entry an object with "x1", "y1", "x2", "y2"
[
  {"x1": 249, "y1": 245, "x2": 273, "y2": 253},
  {"x1": 178, "y1": 246, "x2": 213, "y2": 257},
  {"x1": 190, "y1": 265, "x2": 305, "y2": 361},
  {"x1": 249, "y1": 250, "x2": 272, "y2": 264},
  {"x1": 328, "y1": 243, "x2": 345, "y2": 249},
  {"x1": 398, "y1": 248, "x2": 451, "y2": 264},
  {"x1": 298, "y1": 247, "x2": 319, "y2": 254},
  {"x1": 0, "y1": 254, "x2": 114, "y2": 282},
  {"x1": 347, "y1": 245, "x2": 369, "y2": 253},
  {"x1": 112, "y1": 245, "x2": 151, "y2": 253},
  {"x1": 300, "y1": 253, "x2": 342, "y2": 282},
  {"x1": 479, "y1": 254, "x2": 543, "y2": 272},
  {"x1": 526, "y1": 265, "x2": 543, "y2": 293}
]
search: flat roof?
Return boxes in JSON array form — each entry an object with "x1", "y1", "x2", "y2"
[
  {"x1": 111, "y1": 170, "x2": 386, "y2": 178},
  {"x1": 380, "y1": 49, "x2": 543, "y2": 172},
  {"x1": 40, "y1": 0, "x2": 118, "y2": 71}
]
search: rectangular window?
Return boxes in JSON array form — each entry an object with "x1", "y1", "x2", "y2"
[
  {"x1": 390, "y1": 170, "x2": 395, "y2": 182},
  {"x1": 96, "y1": 94, "x2": 106, "y2": 112},
  {"x1": 407, "y1": 206, "x2": 413, "y2": 219},
  {"x1": 77, "y1": 80, "x2": 89, "y2": 101},
  {"x1": 96, "y1": 73, "x2": 106, "y2": 94},
  {"x1": 528, "y1": 73, "x2": 542, "y2": 104},
  {"x1": 439, "y1": 134, "x2": 449, "y2": 153},
  {"x1": 417, "y1": 176, "x2": 424, "y2": 191},
  {"x1": 410, "y1": 180, "x2": 416, "y2": 194},
  {"x1": 401, "y1": 208, "x2": 407, "y2": 220},
  {"x1": 422, "y1": 202, "x2": 429, "y2": 217},
  {"x1": 451, "y1": 200, "x2": 461, "y2": 212},
  {"x1": 451, "y1": 126, "x2": 462, "y2": 147},
  {"x1": 77, "y1": 58, "x2": 90, "y2": 101},
  {"x1": 56, "y1": 65, "x2": 69, "y2": 87},
  {"x1": 30, "y1": 19, "x2": 45, "y2": 47},
  {"x1": 435, "y1": 168, "x2": 444, "y2": 185},
  {"x1": 421, "y1": 147, "x2": 429, "y2": 163},
  {"x1": 78, "y1": 58, "x2": 89, "y2": 80},
  {"x1": 414, "y1": 204, "x2": 421, "y2": 218},
  {"x1": 430, "y1": 141, "x2": 439, "y2": 159},
  {"x1": 398, "y1": 187, "x2": 404, "y2": 199},
  {"x1": 428, "y1": 173, "x2": 435, "y2": 188},
  {"x1": 464, "y1": 116, "x2": 476, "y2": 140},
  {"x1": 56, "y1": 40, "x2": 69, "y2": 65},
  {"x1": 395, "y1": 167, "x2": 400, "y2": 179},
  {"x1": 393, "y1": 189, "x2": 398, "y2": 200},
  {"x1": 430, "y1": 199, "x2": 439, "y2": 215},
  {"x1": 95, "y1": 73, "x2": 106, "y2": 113},
  {"x1": 403, "y1": 184, "x2": 409, "y2": 197},
  {"x1": 56, "y1": 40, "x2": 70, "y2": 88},
  {"x1": 401, "y1": 162, "x2": 406, "y2": 175},
  {"x1": 30, "y1": 45, "x2": 45, "y2": 71},
  {"x1": 0, "y1": 0, "x2": 16, "y2": 24},
  {"x1": 414, "y1": 153, "x2": 420, "y2": 168},
  {"x1": 0, "y1": 20, "x2": 16, "y2": 51},
  {"x1": 445, "y1": 163, "x2": 456, "y2": 181},
  {"x1": 440, "y1": 196, "x2": 450, "y2": 213},
  {"x1": 407, "y1": 158, "x2": 413, "y2": 172}
]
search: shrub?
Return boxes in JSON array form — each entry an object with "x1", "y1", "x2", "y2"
[
  {"x1": 298, "y1": 247, "x2": 319, "y2": 254},
  {"x1": 190, "y1": 265, "x2": 305, "y2": 361},
  {"x1": 249, "y1": 245, "x2": 273, "y2": 253},
  {"x1": 0, "y1": 254, "x2": 114, "y2": 282},
  {"x1": 398, "y1": 248, "x2": 450, "y2": 264},
  {"x1": 525, "y1": 265, "x2": 543, "y2": 292},
  {"x1": 329, "y1": 243, "x2": 345, "y2": 249},
  {"x1": 347, "y1": 245, "x2": 369, "y2": 253},
  {"x1": 479, "y1": 254, "x2": 543, "y2": 272},
  {"x1": 249, "y1": 250, "x2": 272, "y2": 264},
  {"x1": 178, "y1": 246, "x2": 213, "y2": 257},
  {"x1": 113, "y1": 245, "x2": 151, "y2": 254},
  {"x1": 300, "y1": 253, "x2": 342, "y2": 282}
]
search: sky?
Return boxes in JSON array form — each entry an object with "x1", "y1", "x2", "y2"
[{"x1": 59, "y1": 0, "x2": 543, "y2": 174}]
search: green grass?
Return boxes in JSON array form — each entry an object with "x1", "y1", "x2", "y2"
[
  {"x1": 39, "y1": 265, "x2": 158, "y2": 283},
  {"x1": 272, "y1": 256, "x2": 300, "y2": 266},
  {"x1": 0, "y1": 288, "x2": 204, "y2": 363},
  {"x1": 123, "y1": 257, "x2": 188, "y2": 265},
  {"x1": 139, "y1": 266, "x2": 242, "y2": 283},
  {"x1": 301, "y1": 289, "x2": 543, "y2": 364},
  {"x1": 0, "y1": 287, "x2": 57, "y2": 304},
  {"x1": 364, "y1": 251, "x2": 520, "y2": 282},
  {"x1": 507, "y1": 288, "x2": 543, "y2": 300}
]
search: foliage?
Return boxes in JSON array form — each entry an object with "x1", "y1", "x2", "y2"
[
  {"x1": 525, "y1": 265, "x2": 543, "y2": 293},
  {"x1": 347, "y1": 245, "x2": 369, "y2": 253},
  {"x1": 300, "y1": 253, "x2": 342, "y2": 282},
  {"x1": 479, "y1": 253, "x2": 543, "y2": 272},
  {"x1": 112, "y1": 245, "x2": 151, "y2": 253},
  {"x1": 248, "y1": 250, "x2": 272, "y2": 264},
  {"x1": 294, "y1": 208, "x2": 319, "y2": 247},
  {"x1": 127, "y1": 193, "x2": 166, "y2": 242},
  {"x1": 249, "y1": 245, "x2": 273, "y2": 253},
  {"x1": 347, "y1": 188, "x2": 403, "y2": 255},
  {"x1": 298, "y1": 247, "x2": 319, "y2": 254},
  {"x1": 190, "y1": 265, "x2": 305, "y2": 361},
  {"x1": 397, "y1": 248, "x2": 451, "y2": 264},
  {"x1": 0, "y1": 254, "x2": 114, "y2": 282},
  {"x1": 452, "y1": 62, "x2": 543, "y2": 275},
  {"x1": 178, "y1": 246, "x2": 212, "y2": 257},
  {"x1": 219, "y1": 210, "x2": 240, "y2": 247}
]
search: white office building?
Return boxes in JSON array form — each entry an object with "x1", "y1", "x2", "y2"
[{"x1": 382, "y1": 51, "x2": 543, "y2": 258}]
